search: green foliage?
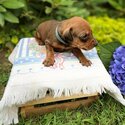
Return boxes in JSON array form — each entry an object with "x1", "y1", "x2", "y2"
[
  {"x1": 0, "y1": 24, "x2": 35, "y2": 50},
  {"x1": 108, "y1": 0, "x2": 125, "y2": 12},
  {"x1": 19, "y1": 0, "x2": 45, "y2": 20},
  {"x1": 1, "y1": 0, "x2": 125, "y2": 27},
  {"x1": 83, "y1": 0, "x2": 125, "y2": 17},
  {"x1": 87, "y1": 16, "x2": 125, "y2": 45},
  {"x1": 17, "y1": 0, "x2": 90, "y2": 21},
  {"x1": 0, "y1": 0, "x2": 25, "y2": 27},
  {"x1": 98, "y1": 41, "x2": 121, "y2": 69},
  {"x1": 43, "y1": 0, "x2": 89, "y2": 20}
]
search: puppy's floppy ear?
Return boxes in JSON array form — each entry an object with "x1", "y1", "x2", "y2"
[{"x1": 63, "y1": 27, "x2": 73, "y2": 41}]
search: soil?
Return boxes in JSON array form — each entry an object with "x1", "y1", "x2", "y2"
[{"x1": 0, "y1": 49, "x2": 12, "y2": 99}]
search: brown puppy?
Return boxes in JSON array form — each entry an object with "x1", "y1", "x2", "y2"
[{"x1": 35, "y1": 17, "x2": 98, "y2": 67}]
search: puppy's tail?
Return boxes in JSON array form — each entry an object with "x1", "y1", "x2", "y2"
[{"x1": 34, "y1": 29, "x2": 44, "y2": 46}]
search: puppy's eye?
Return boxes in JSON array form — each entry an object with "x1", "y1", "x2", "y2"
[{"x1": 79, "y1": 34, "x2": 88, "y2": 41}]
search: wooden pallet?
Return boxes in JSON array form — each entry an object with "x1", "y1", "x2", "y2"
[{"x1": 20, "y1": 93, "x2": 98, "y2": 117}]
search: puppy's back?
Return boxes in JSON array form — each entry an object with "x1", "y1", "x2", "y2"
[{"x1": 36, "y1": 20, "x2": 59, "y2": 43}]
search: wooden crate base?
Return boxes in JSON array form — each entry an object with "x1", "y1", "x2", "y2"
[{"x1": 20, "y1": 93, "x2": 98, "y2": 117}]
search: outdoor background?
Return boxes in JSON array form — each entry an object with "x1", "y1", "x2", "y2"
[{"x1": 0, "y1": 0, "x2": 125, "y2": 125}]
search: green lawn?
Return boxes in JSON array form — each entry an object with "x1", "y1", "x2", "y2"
[{"x1": 0, "y1": 52, "x2": 125, "y2": 125}]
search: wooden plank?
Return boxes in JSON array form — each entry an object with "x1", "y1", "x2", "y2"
[
  {"x1": 20, "y1": 96, "x2": 98, "y2": 117},
  {"x1": 20, "y1": 106, "x2": 34, "y2": 118},
  {"x1": 21, "y1": 93, "x2": 98, "y2": 107}
]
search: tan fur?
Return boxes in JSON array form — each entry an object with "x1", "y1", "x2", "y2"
[{"x1": 35, "y1": 17, "x2": 98, "y2": 67}]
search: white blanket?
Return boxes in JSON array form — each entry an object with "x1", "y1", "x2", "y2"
[{"x1": 0, "y1": 38, "x2": 125, "y2": 125}]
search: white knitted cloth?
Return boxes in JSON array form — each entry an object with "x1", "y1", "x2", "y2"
[{"x1": 0, "y1": 38, "x2": 125, "y2": 125}]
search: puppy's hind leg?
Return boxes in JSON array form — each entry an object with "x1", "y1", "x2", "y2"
[
  {"x1": 43, "y1": 40, "x2": 55, "y2": 67},
  {"x1": 34, "y1": 31, "x2": 44, "y2": 45}
]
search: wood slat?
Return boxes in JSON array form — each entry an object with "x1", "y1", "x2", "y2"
[
  {"x1": 20, "y1": 96, "x2": 98, "y2": 117},
  {"x1": 21, "y1": 93, "x2": 98, "y2": 107}
]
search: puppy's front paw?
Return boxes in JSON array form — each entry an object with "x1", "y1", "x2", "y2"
[
  {"x1": 80, "y1": 59, "x2": 92, "y2": 67},
  {"x1": 43, "y1": 59, "x2": 55, "y2": 67}
]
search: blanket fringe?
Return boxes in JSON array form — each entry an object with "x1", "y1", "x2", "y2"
[
  {"x1": 0, "y1": 77, "x2": 125, "y2": 125},
  {"x1": 0, "y1": 106, "x2": 18, "y2": 125}
]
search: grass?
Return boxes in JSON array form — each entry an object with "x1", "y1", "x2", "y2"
[
  {"x1": 0, "y1": 51, "x2": 125, "y2": 125},
  {"x1": 18, "y1": 96, "x2": 125, "y2": 125}
]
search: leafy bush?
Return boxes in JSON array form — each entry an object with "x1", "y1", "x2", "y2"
[
  {"x1": 0, "y1": 24, "x2": 34, "y2": 51},
  {"x1": 1, "y1": 0, "x2": 125, "y2": 28},
  {"x1": 42, "y1": 0, "x2": 89, "y2": 20},
  {"x1": 19, "y1": 0, "x2": 46, "y2": 21},
  {"x1": 0, "y1": 0, "x2": 25, "y2": 27},
  {"x1": 18, "y1": 0, "x2": 125, "y2": 22},
  {"x1": 108, "y1": 0, "x2": 125, "y2": 14},
  {"x1": 87, "y1": 16, "x2": 125, "y2": 45},
  {"x1": 83, "y1": 0, "x2": 125, "y2": 17},
  {"x1": 16, "y1": 0, "x2": 89, "y2": 22}
]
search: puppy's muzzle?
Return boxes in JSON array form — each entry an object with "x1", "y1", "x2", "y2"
[
  {"x1": 94, "y1": 41, "x2": 98, "y2": 46},
  {"x1": 93, "y1": 39, "x2": 98, "y2": 47}
]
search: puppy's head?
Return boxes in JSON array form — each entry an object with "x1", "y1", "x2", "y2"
[{"x1": 60, "y1": 17, "x2": 98, "y2": 50}]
